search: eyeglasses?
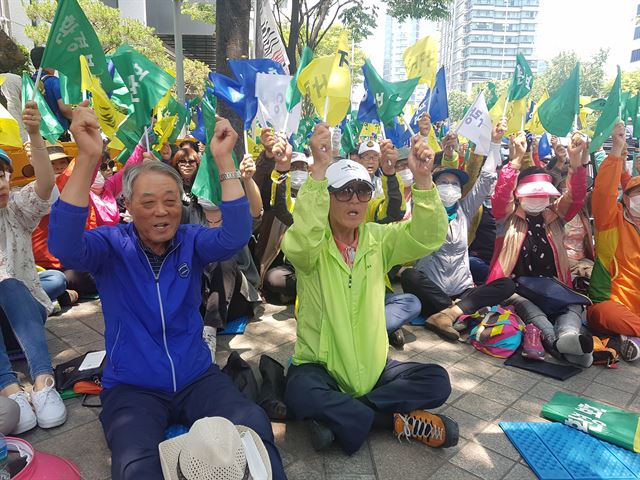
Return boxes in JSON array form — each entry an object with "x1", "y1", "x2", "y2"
[
  {"x1": 100, "y1": 161, "x2": 115, "y2": 171},
  {"x1": 331, "y1": 184, "x2": 373, "y2": 203},
  {"x1": 178, "y1": 160, "x2": 198, "y2": 166}
]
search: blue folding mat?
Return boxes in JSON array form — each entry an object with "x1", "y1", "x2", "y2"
[
  {"x1": 500, "y1": 422, "x2": 640, "y2": 480},
  {"x1": 218, "y1": 316, "x2": 250, "y2": 335}
]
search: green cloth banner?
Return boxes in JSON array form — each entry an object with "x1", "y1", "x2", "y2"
[
  {"x1": 538, "y1": 63, "x2": 580, "y2": 137},
  {"x1": 21, "y1": 73, "x2": 63, "y2": 144}
]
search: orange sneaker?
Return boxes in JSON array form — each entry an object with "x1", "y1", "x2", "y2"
[{"x1": 393, "y1": 410, "x2": 459, "y2": 448}]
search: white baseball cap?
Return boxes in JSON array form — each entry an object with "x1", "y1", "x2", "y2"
[
  {"x1": 358, "y1": 140, "x2": 380, "y2": 156},
  {"x1": 326, "y1": 159, "x2": 374, "y2": 190},
  {"x1": 291, "y1": 152, "x2": 313, "y2": 165}
]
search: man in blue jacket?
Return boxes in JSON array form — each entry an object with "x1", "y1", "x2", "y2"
[{"x1": 48, "y1": 103, "x2": 285, "y2": 480}]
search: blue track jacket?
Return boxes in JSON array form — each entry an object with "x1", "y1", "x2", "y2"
[{"x1": 48, "y1": 197, "x2": 252, "y2": 392}]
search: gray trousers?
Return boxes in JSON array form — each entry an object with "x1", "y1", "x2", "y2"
[
  {"x1": 0, "y1": 395, "x2": 19, "y2": 434},
  {"x1": 506, "y1": 293, "x2": 592, "y2": 366}
]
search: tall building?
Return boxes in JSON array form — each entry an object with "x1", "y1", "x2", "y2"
[
  {"x1": 0, "y1": 0, "x2": 34, "y2": 49},
  {"x1": 101, "y1": 0, "x2": 216, "y2": 69},
  {"x1": 439, "y1": 0, "x2": 540, "y2": 93},
  {"x1": 382, "y1": 15, "x2": 438, "y2": 102},
  {"x1": 631, "y1": 3, "x2": 640, "y2": 68}
]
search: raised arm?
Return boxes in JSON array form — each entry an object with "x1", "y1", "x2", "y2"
[
  {"x1": 239, "y1": 153, "x2": 264, "y2": 219},
  {"x1": 22, "y1": 101, "x2": 55, "y2": 201},
  {"x1": 492, "y1": 131, "x2": 526, "y2": 220},
  {"x1": 592, "y1": 123, "x2": 626, "y2": 231},
  {"x1": 381, "y1": 136, "x2": 448, "y2": 268},
  {"x1": 554, "y1": 131, "x2": 588, "y2": 221},
  {"x1": 372, "y1": 139, "x2": 405, "y2": 223},
  {"x1": 281, "y1": 123, "x2": 332, "y2": 273},
  {"x1": 49, "y1": 102, "x2": 110, "y2": 272}
]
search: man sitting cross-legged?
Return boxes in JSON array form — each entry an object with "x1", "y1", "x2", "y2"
[
  {"x1": 48, "y1": 104, "x2": 286, "y2": 480},
  {"x1": 282, "y1": 123, "x2": 458, "y2": 455}
]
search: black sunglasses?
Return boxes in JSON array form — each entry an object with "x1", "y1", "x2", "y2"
[
  {"x1": 100, "y1": 160, "x2": 115, "y2": 171},
  {"x1": 178, "y1": 159, "x2": 198, "y2": 166},
  {"x1": 331, "y1": 183, "x2": 373, "y2": 203}
]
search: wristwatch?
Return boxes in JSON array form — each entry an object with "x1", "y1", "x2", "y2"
[{"x1": 219, "y1": 170, "x2": 242, "y2": 182}]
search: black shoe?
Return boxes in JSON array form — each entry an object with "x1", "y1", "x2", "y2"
[
  {"x1": 389, "y1": 329, "x2": 405, "y2": 350},
  {"x1": 310, "y1": 420, "x2": 335, "y2": 451}
]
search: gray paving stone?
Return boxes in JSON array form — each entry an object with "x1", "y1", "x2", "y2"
[
  {"x1": 440, "y1": 406, "x2": 490, "y2": 440},
  {"x1": 431, "y1": 462, "x2": 483, "y2": 479},
  {"x1": 453, "y1": 358, "x2": 502, "y2": 379},
  {"x1": 450, "y1": 441, "x2": 515, "y2": 480},
  {"x1": 582, "y1": 381, "x2": 634, "y2": 409},
  {"x1": 323, "y1": 445, "x2": 374, "y2": 476},
  {"x1": 487, "y1": 369, "x2": 539, "y2": 393},
  {"x1": 502, "y1": 462, "x2": 537, "y2": 479},
  {"x1": 453, "y1": 393, "x2": 508, "y2": 421},
  {"x1": 526, "y1": 381, "x2": 561, "y2": 401},
  {"x1": 475, "y1": 423, "x2": 522, "y2": 461},
  {"x1": 593, "y1": 367, "x2": 640, "y2": 395},
  {"x1": 472, "y1": 380, "x2": 523, "y2": 406},
  {"x1": 448, "y1": 366, "x2": 484, "y2": 393}
]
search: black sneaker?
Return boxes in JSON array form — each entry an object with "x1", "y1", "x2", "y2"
[
  {"x1": 310, "y1": 420, "x2": 335, "y2": 451},
  {"x1": 389, "y1": 329, "x2": 405, "y2": 350}
]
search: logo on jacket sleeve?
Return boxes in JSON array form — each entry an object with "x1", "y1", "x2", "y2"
[{"x1": 177, "y1": 263, "x2": 190, "y2": 278}]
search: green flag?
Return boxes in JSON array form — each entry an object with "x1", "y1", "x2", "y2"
[
  {"x1": 165, "y1": 97, "x2": 189, "y2": 144},
  {"x1": 192, "y1": 93, "x2": 227, "y2": 204},
  {"x1": 40, "y1": 0, "x2": 112, "y2": 91},
  {"x1": 59, "y1": 72, "x2": 83, "y2": 105},
  {"x1": 507, "y1": 54, "x2": 534, "y2": 101},
  {"x1": 286, "y1": 46, "x2": 313, "y2": 112},
  {"x1": 111, "y1": 44, "x2": 175, "y2": 129},
  {"x1": 627, "y1": 94, "x2": 640, "y2": 139},
  {"x1": 363, "y1": 58, "x2": 419, "y2": 125},
  {"x1": 590, "y1": 67, "x2": 623, "y2": 153},
  {"x1": 292, "y1": 115, "x2": 319, "y2": 153},
  {"x1": 340, "y1": 115, "x2": 363, "y2": 157},
  {"x1": 115, "y1": 114, "x2": 144, "y2": 156},
  {"x1": 485, "y1": 82, "x2": 499, "y2": 111},
  {"x1": 538, "y1": 63, "x2": 580, "y2": 137},
  {"x1": 21, "y1": 73, "x2": 63, "y2": 144},
  {"x1": 586, "y1": 98, "x2": 607, "y2": 111}
]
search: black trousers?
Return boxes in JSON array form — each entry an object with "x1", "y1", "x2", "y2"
[
  {"x1": 401, "y1": 269, "x2": 516, "y2": 318},
  {"x1": 63, "y1": 269, "x2": 97, "y2": 296},
  {"x1": 263, "y1": 264, "x2": 297, "y2": 299},
  {"x1": 284, "y1": 359, "x2": 451, "y2": 455}
]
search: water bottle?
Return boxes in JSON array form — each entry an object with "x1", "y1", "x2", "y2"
[{"x1": 0, "y1": 435, "x2": 10, "y2": 480}]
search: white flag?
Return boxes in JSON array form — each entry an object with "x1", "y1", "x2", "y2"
[
  {"x1": 259, "y1": 0, "x2": 290, "y2": 74},
  {"x1": 255, "y1": 73, "x2": 301, "y2": 137},
  {"x1": 457, "y1": 91, "x2": 492, "y2": 156}
]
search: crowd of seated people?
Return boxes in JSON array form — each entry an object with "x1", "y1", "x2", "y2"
[{"x1": 2, "y1": 95, "x2": 640, "y2": 480}]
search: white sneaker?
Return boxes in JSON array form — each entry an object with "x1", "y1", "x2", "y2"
[
  {"x1": 31, "y1": 377, "x2": 67, "y2": 429},
  {"x1": 203, "y1": 326, "x2": 217, "y2": 363},
  {"x1": 8, "y1": 390, "x2": 37, "y2": 434}
]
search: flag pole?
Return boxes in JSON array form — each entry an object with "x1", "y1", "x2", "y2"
[
  {"x1": 144, "y1": 127, "x2": 151, "y2": 152},
  {"x1": 31, "y1": 68, "x2": 43, "y2": 102},
  {"x1": 323, "y1": 96, "x2": 329, "y2": 123},
  {"x1": 400, "y1": 114, "x2": 416, "y2": 137},
  {"x1": 284, "y1": 110, "x2": 290, "y2": 136},
  {"x1": 244, "y1": 129, "x2": 249, "y2": 154}
]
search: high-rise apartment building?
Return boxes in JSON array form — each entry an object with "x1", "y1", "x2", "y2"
[
  {"x1": 631, "y1": 3, "x2": 640, "y2": 67},
  {"x1": 439, "y1": 0, "x2": 540, "y2": 93},
  {"x1": 382, "y1": 15, "x2": 438, "y2": 102}
]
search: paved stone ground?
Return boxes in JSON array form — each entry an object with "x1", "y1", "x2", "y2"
[{"x1": 13, "y1": 299, "x2": 640, "y2": 480}]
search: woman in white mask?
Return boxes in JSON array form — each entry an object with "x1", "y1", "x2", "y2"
[
  {"x1": 488, "y1": 131, "x2": 593, "y2": 367},
  {"x1": 401, "y1": 119, "x2": 516, "y2": 341}
]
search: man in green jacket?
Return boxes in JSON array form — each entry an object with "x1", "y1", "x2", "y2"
[{"x1": 282, "y1": 123, "x2": 458, "y2": 455}]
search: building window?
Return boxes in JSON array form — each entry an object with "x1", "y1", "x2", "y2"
[
  {"x1": 635, "y1": 26, "x2": 640, "y2": 40},
  {"x1": 631, "y1": 49, "x2": 640, "y2": 63}
]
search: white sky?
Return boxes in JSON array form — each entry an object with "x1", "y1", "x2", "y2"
[{"x1": 360, "y1": 0, "x2": 638, "y2": 81}]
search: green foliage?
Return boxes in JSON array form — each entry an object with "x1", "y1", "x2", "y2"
[
  {"x1": 22, "y1": 0, "x2": 208, "y2": 96},
  {"x1": 447, "y1": 90, "x2": 472, "y2": 123},
  {"x1": 530, "y1": 49, "x2": 609, "y2": 101},
  {"x1": 384, "y1": 0, "x2": 452, "y2": 22},
  {"x1": 604, "y1": 70, "x2": 640, "y2": 95},
  {"x1": 181, "y1": 1, "x2": 216, "y2": 25}
]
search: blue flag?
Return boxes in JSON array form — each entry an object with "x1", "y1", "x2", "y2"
[
  {"x1": 357, "y1": 66, "x2": 379, "y2": 124},
  {"x1": 538, "y1": 132, "x2": 552, "y2": 159},
  {"x1": 411, "y1": 67, "x2": 448, "y2": 128},
  {"x1": 526, "y1": 100, "x2": 536, "y2": 123},
  {"x1": 209, "y1": 59, "x2": 284, "y2": 130},
  {"x1": 192, "y1": 105, "x2": 206, "y2": 144},
  {"x1": 386, "y1": 117, "x2": 411, "y2": 148}
]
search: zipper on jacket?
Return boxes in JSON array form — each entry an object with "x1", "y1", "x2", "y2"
[
  {"x1": 142, "y1": 246, "x2": 179, "y2": 392},
  {"x1": 109, "y1": 322, "x2": 122, "y2": 369},
  {"x1": 348, "y1": 274, "x2": 352, "y2": 288}
]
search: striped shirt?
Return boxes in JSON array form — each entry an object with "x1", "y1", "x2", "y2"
[{"x1": 140, "y1": 240, "x2": 174, "y2": 278}]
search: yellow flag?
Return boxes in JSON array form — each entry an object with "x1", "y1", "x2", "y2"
[
  {"x1": 525, "y1": 91, "x2": 549, "y2": 134},
  {"x1": 403, "y1": 36, "x2": 439, "y2": 86},
  {"x1": 247, "y1": 134, "x2": 265, "y2": 157},
  {"x1": 0, "y1": 103, "x2": 22, "y2": 148},
  {"x1": 0, "y1": 75, "x2": 5, "y2": 87},
  {"x1": 490, "y1": 93, "x2": 528, "y2": 135},
  {"x1": 578, "y1": 96, "x2": 593, "y2": 134},
  {"x1": 153, "y1": 114, "x2": 178, "y2": 151},
  {"x1": 297, "y1": 33, "x2": 351, "y2": 126},
  {"x1": 80, "y1": 55, "x2": 125, "y2": 138},
  {"x1": 427, "y1": 127, "x2": 442, "y2": 153}
]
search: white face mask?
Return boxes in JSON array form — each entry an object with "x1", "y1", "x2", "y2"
[
  {"x1": 520, "y1": 196, "x2": 550, "y2": 214},
  {"x1": 629, "y1": 196, "x2": 640, "y2": 217},
  {"x1": 437, "y1": 184, "x2": 462, "y2": 208},
  {"x1": 398, "y1": 169, "x2": 413, "y2": 186},
  {"x1": 290, "y1": 171, "x2": 308, "y2": 190}
]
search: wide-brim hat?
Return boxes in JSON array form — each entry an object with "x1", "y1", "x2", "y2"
[
  {"x1": 158, "y1": 417, "x2": 272, "y2": 480},
  {"x1": 432, "y1": 167, "x2": 469, "y2": 186},
  {"x1": 0, "y1": 148, "x2": 12, "y2": 167},
  {"x1": 624, "y1": 176, "x2": 640, "y2": 194},
  {"x1": 515, "y1": 173, "x2": 561, "y2": 198},
  {"x1": 326, "y1": 159, "x2": 374, "y2": 190},
  {"x1": 45, "y1": 141, "x2": 71, "y2": 162},
  {"x1": 7, "y1": 437, "x2": 81, "y2": 479}
]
